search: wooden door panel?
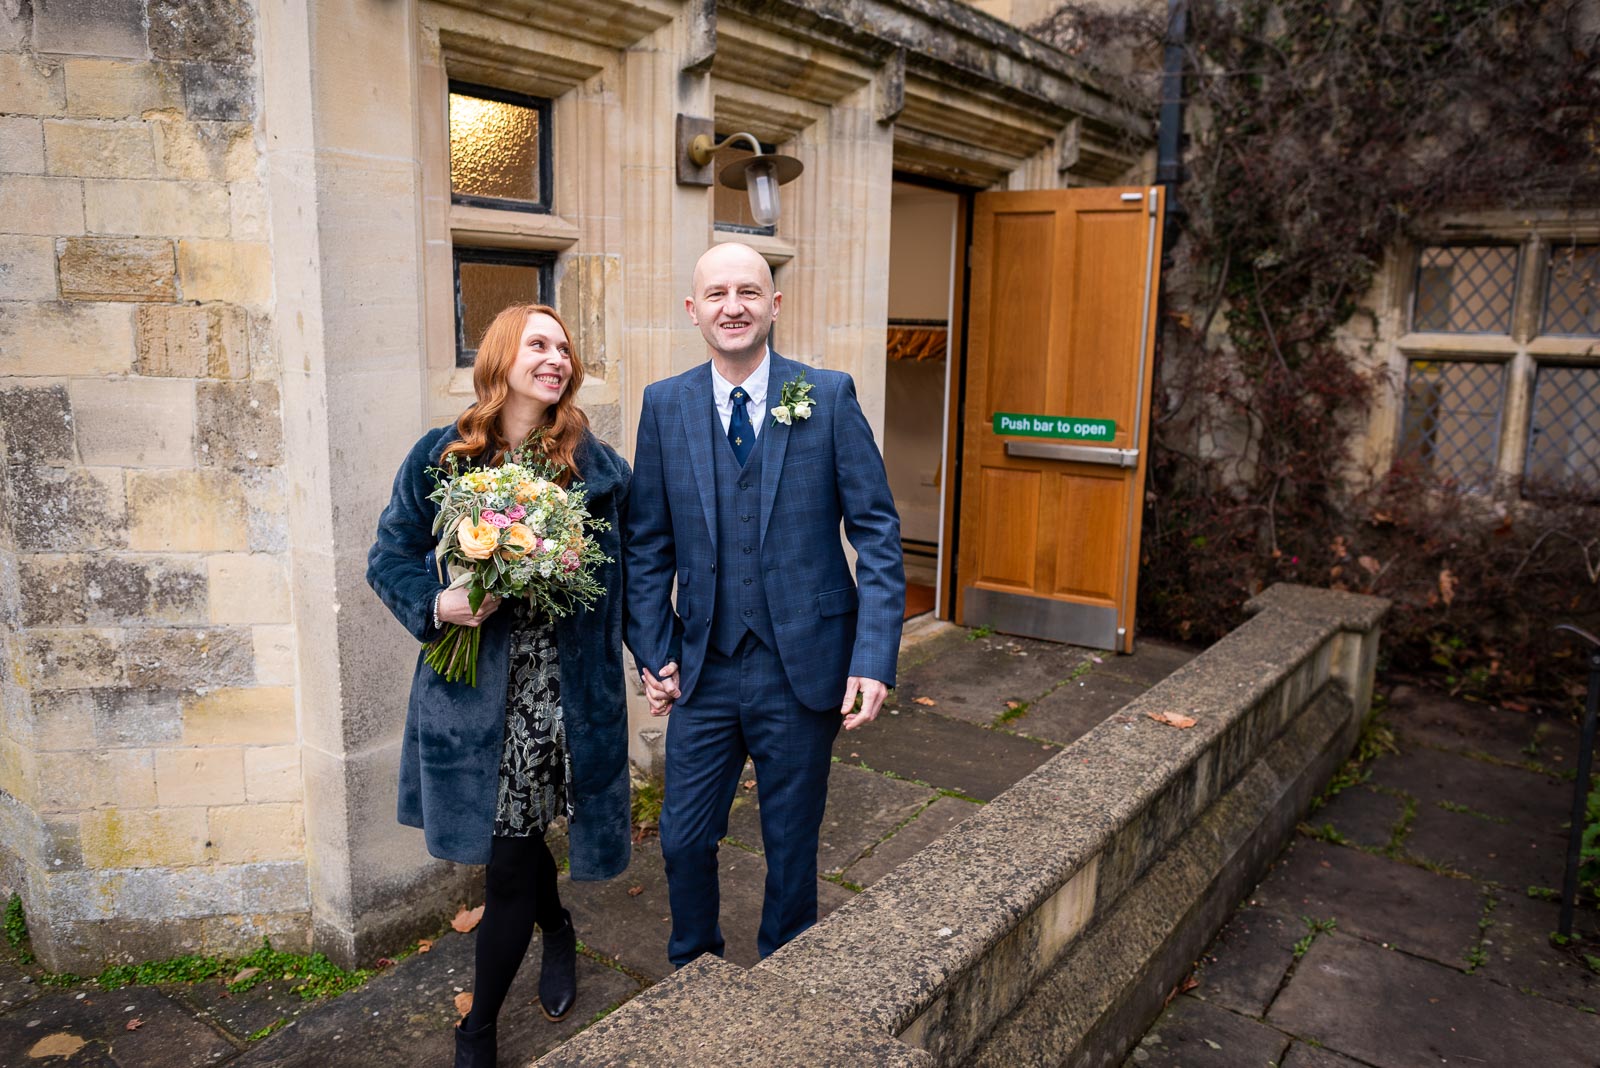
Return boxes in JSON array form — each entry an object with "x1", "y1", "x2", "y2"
[
  {"x1": 955, "y1": 186, "x2": 1164, "y2": 651},
  {"x1": 1051, "y1": 468, "x2": 1125, "y2": 603},
  {"x1": 975, "y1": 467, "x2": 1040, "y2": 589}
]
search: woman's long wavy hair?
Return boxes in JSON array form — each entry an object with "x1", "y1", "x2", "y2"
[{"x1": 442, "y1": 303, "x2": 589, "y2": 484}]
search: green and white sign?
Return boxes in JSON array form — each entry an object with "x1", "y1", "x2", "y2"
[{"x1": 993, "y1": 412, "x2": 1117, "y2": 441}]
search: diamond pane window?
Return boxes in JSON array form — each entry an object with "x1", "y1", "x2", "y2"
[
  {"x1": 1396, "y1": 360, "x2": 1505, "y2": 489},
  {"x1": 449, "y1": 82, "x2": 551, "y2": 213},
  {"x1": 1410, "y1": 246, "x2": 1518, "y2": 334},
  {"x1": 1543, "y1": 246, "x2": 1600, "y2": 337},
  {"x1": 454, "y1": 248, "x2": 554, "y2": 366},
  {"x1": 1524, "y1": 365, "x2": 1600, "y2": 496}
]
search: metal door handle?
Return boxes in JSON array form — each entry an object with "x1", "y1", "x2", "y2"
[{"x1": 1005, "y1": 441, "x2": 1140, "y2": 468}]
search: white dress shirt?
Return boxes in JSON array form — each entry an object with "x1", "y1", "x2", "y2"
[{"x1": 709, "y1": 352, "x2": 771, "y2": 438}]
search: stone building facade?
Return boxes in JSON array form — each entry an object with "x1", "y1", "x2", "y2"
[{"x1": 0, "y1": 0, "x2": 1148, "y2": 971}]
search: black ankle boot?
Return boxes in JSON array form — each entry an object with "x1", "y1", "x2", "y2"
[
  {"x1": 454, "y1": 1016, "x2": 496, "y2": 1068},
  {"x1": 538, "y1": 908, "x2": 577, "y2": 1022}
]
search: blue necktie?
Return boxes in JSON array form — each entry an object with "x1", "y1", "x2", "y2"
[{"x1": 728, "y1": 387, "x2": 753, "y2": 465}]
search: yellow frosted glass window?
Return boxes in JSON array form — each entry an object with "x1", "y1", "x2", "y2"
[{"x1": 449, "y1": 87, "x2": 545, "y2": 206}]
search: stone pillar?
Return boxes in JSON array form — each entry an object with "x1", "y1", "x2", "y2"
[{"x1": 259, "y1": 0, "x2": 469, "y2": 965}]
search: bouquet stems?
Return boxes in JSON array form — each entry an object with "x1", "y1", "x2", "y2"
[{"x1": 423, "y1": 624, "x2": 481, "y2": 686}]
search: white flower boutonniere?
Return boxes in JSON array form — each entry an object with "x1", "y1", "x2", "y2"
[{"x1": 770, "y1": 373, "x2": 817, "y2": 427}]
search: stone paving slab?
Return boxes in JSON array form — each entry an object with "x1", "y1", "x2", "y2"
[
  {"x1": 1190, "y1": 905, "x2": 1297, "y2": 1018},
  {"x1": 1012, "y1": 671, "x2": 1148, "y2": 747},
  {"x1": 841, "y1": 795, "x2": 981, "y2": 889},
  {"x1": 230, "y1": 927, "x2": 637, "y2": 1068},
  {"x1": 723, "y1": 761, "x2": 936, "y2": 875},
  {"x1": 1476, "y1": 891, "x2": 1600, "y2": 1010},
  {"x1": 1252, "y1": 839, "x2": 1485, "y2": 969},
  {"x1": 1268, "y1": 932, "x2": 1600, "y2": 1068},
  {"x1": 164, "y1": 976, "x2": 315, "y2": 1045},
  {"x1": 0, "y1": 984, "x2": 236, "y2": 1068},
  {"x1": 1095, "y1": 639, "x2": 1199, "y2": 689},
  {"x1": 1368, "y1": 743, "x2": 1570, "y2": 841},
  {"x1": 1279, "y1": 1042, "x2": 1366, "y2": 1068},
  {"x1": 1403, "y1": 801, "x2": 1568, "y2": 889},
  {"x1": 888, "y1": 633, "x2": 1092, "y2": 726},
  {"x1": 1124, "y1": 994, "x2": 1290, "y2": 1067},
  {"x1": 0, "y1": 962, "x2": 38, "y2": 1014},
  {"x1": 1387, "y1": 683, "x2": 1578, "y2": 769},
  {"x1": 561, "y1": 837, "x2": 853, "y2": 981},
  {"x1": 830, "y1": 707, "x2": 1058, "y2": 801},
  {"x1": 1309, "y1": 783, "x2": 1404, "y2": 851}
]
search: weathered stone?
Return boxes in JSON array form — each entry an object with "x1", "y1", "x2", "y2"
[
  {"x1": 0, "y1": 116, "x2": 45, "y2": 175},
  {"x1": 1015, "y1": 669, "x2": 1146, "y2": 746},
  {"x1": 19, "y1": 628, "x2": 124, "y2": 690},
  {"x1": 126, "y1": 468, "x2": 249, "y2": 551},
  {"x1": 0, "y1": 984, "x2": 236, "y2": 1066},
  {"x1": 148, "y1": 0, "x2": 255, "y2": 63},
  {"x1": 35, "y1": 748, "x2": 155, "y2": 812},
  {"x1": 239, "y1": 465, "x2": 287, "y2": 552},
  {"x1": 842, "y1": 794, "x2": 980, "y2": 888},
  {"x1": 70, "y1": 375, "x2": 194, "y2": 465},
  {"x1": 1130, "y1": 995, "x2": 1291, "y2": 1068},
  {"x1": 2, "y1": 464, "x2": 127, "y2": 552},
  {"x1": 1269, "y1": 933, "x2": 1600, "y2": 1068},
  {"x1": 244, "y1": 745, "x2": 301, "y2": 803},
  {"x1": 1190, "y1": 905, "x2": 1298, "y2": 1018},
  {"x1": 0, "y1": 0, "x2": 31, "y2": 53},
  {"x1": 250, "y1": 623, "x2": 295, "y2": 685},
  {"x1": 833, "y1": 706, "x2": 1057, "y2": 801},
  {"x1": 0, "y1": 53, "x2": 67, "y2": 116},
  {"x1": 587, "y1": 400, "x2": 622, "y2": 446},
  {"x1": 0, "y1": 384, "x2": 75, "y2": 465},
  {"x1": 0, "y1": 173, "x2": 83, "y2": 235},
  {"x1": 154, "y1": 747, "x2": 245, "y2": 806},
  {"x1": 181, "y1": 685, "x2": 294, "y2": 745},
  {"x1": 135, "y1": 302, "x2": 249, "y2": 378},
  {"x1": 228, "y1": 178, "x2": 267, "y2": 239},
  {"x1": 18, "y1": 554, "x2": 207, "y2": 627},
  {"x1": 0, "y1": 301, "x2": 135, "y2": 376},
  {"x1": 80, "y1": 806, "x2": 209, "y2": 868},
  {"x1": 45, "y1": 864, "x2": 241, "y2": 923},
  {"x1": 1096, "y1": 638, "x2": 1201, "y2": 688},
  {"x1": 43, "y1": 119, "x2": 156, "y2": 178},
  {"x1": 1475, "y1": 891, "x2": 1600, "y2": 1011},
  {"x1": 0, "y1": 233, "x2": 54, "y2": 302},
  {"x1": 151, "y1": 117, "x2": 253, "y2": 181},
  {"x1": 63, "y1": 57, "x2": 182, "y2": 119},
  {"x1": 1308, "y1": 782, "x2": 1404, "y2": 851},
  {"x1": 207, "y1": 802, "x2": 304, "y2": 863},
  {"x1": 195, "y1": 380, "x2": 282, "y2": 467},
  {"x1": 83, "y1": 177, "x2": 231, "y2": 237},
  {"x1": 177, "y1": 238, "x2": 271, "y2": 304},
  {"x1": 180, "y1": 61, "x2": 253, "y2": 121},
  {"x1": 536, "y1": 955, "x2": 932, "y2": 1068},
  {"x1": 91, "y1": 688, "x2": 185, "y2": 747},
  {"x1": 56, "y1": 236, "x2": 176, "y2": 303},
  {"x1": 891, "y1": 630, "x2": 1095, "y2": 726},
  {"x1": 1281, "y1": 1043, "x2": 1369, "y2": 1068},
  {"x1": 205, "y1": 551, "x2": 289, "y2": 624},
  {"x1": 122, "y1": 625, "x2": 254, "y2": 689},
  {"x1": 23, "y1": 689, "x2": 97, "y2": 752},
  {"x1": 31, "y1": 0, "x2": 149, "y2": 59}
]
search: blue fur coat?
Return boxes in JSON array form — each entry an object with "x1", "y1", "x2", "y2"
[{"x1": 366, "y1": 424, "x2": 632, "y2": 877}]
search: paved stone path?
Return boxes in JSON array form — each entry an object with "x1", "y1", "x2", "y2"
[
  {"x1": 0, "y1": 624, "x2": 1193, "y2": 1067},
  {"x1": 1131, "y1": 682, "x2": 1600, "y2": 1068}
]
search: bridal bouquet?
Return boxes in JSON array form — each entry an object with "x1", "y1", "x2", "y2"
[{"x1": 422, "y1": 441, "x2": 611, "y2": 685}]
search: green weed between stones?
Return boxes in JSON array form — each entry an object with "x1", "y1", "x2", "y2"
[
  {"x1": 4, "y1": 893, "x2": 34, "y2": 965},
  {"x1": 1292, "y1": 916, "x2": 1337, "y2": 959},
  {"x1": 247, "y1": 1019, "x2": 289, "y2": 1041},
  {"x1": 967, "y1": 624, "x2": 995, "y2": 641},
  {"x1": 1527, "y1": 885, "x2": 1561, "y2": 902},
  {"x1": 95, "y1": 939, "x2": 377, "y2": 1000},
  {"x1": 996, "y1": 700, "x2": 1029, "y2": 725},
  {"x1": 1435, "y1": 799, "x2": 1510, "y2": 825},
  {"x1": 631, "y1": 776, "x2": 664, "y2": 832}
]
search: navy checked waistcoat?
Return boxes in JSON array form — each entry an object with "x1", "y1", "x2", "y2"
[{"x1": 710, "y1": 418, "x2": 776, "y2": 655}]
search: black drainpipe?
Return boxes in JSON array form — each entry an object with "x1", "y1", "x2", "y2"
[{"x1": 1155, "y1": 0, "x2": 1187, "y2": 253}]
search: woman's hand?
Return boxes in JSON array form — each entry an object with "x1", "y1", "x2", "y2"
[{"x1": 437, "y1": 586, "x2": 501, "y2": 627}]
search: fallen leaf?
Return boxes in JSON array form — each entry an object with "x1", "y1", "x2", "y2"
[
  {"x1": 1005, "y1": 700, "x2": 1021, "y2": 710},
  {"x1": 417, "y1": 939, "x2": 434, "y2": 954},
  {"x1": 1090, "y1": 655, "x2": 1104, "y2": 664},
  {"x1": 913, "y1": 696, "x2": 937, "y2": 706},
  {"x1": 1146, "y1": 710, "x2": 1197, "y2": 729},
  {"x1": 1204, "y1": 1038, "x2": 1221, "y2": 1050},
  {"x1": 229, "y1": 966, "x2": 262, "y2": 986},
  {"x1": 1438, "y1": 568, "x2": 1457, "y2": 607},
  {"x1": 742, "y1": 779, "x2": 756, "y2": 790},
  {"x1": 1358, "y1": 555, "x2": 1381, "y2": 575},
  {"x1": 126, "y1": 1018, "x2": 144, "y2": 1031},
  {"x1": 1502, "y1": 699, "x2": 1531, "y2": 713},
  {"x1": 454, "y1": 991, "x2": 474, "y2": 1017},
  {"x1": 29, "y1": 1035, "x2": 86, "y2": 1058},
  {"x1": 1179, "y1": 975, "x2": 1199, "y2": 993},
  {"x1": 627, "y1": 885, "x2": 644, "y2": 897},
  {"x1": 452, "y1": 905, "x2": 485, "y2": 933},
  {"x1": 376, "y1": 957, "x2": 397, "y2": 968}
]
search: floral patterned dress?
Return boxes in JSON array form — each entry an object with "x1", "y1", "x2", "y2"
[{"x1": 494, "y1": 599, "x2": 574, "y2": 837}]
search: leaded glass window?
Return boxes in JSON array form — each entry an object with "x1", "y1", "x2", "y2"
[{"x1": 1410, "y1": 246, "x2": 1518, "y2": 334}]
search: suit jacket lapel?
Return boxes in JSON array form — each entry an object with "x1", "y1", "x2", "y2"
[
  {"x1": 678, "y1": 365, "x2": 720, "y2": 555},
  {"x1": 759, "y1": 351, "x2": 798, "y2": 547}
]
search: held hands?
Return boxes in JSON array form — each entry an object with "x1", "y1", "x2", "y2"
[
  {"x1": 642, "y1": 661, "x2": 680, "y2": 717},
  {"x1": 437, "y1": 586, "x2": 501, "y2": 627},
  {"x1": 841, "y1": 676, "x2": 889, "y2": 731}
]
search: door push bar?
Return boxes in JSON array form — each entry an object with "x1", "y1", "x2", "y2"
[{"x1": 1004, "y1": 441, "x2": 1141, "y2": 468}]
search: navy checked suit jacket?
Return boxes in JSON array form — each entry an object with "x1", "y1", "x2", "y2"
[{"x1": 623, "y1": 351, "x2": 905, "y2": 711}]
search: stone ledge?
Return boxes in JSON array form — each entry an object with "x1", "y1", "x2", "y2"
[
  {"x1": 535, "y1": 955, "x2": 932, "y2": 1067},
  {"x1": 1244, "y1": 581, "x2": 1392, "y2": 633}
]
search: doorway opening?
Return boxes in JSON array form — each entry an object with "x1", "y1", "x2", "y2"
[{"x1": 883, "y1": 179, "x2": 962, "y2": 622}]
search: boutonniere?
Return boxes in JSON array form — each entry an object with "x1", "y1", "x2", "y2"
[{"x1": 770, "y1": 373, "x2": 816, "y2": 426}]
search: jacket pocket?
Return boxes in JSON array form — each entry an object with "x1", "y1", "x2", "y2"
[
  {"x1": 675, "y1": 569, "x2": 693, "y2": 620},
  {"x1": 816, "y1": 586, "x2": 858, "y2": 618}
]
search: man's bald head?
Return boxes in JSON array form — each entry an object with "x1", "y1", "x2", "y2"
[{"x1": 686, "y1": 242, "x2": 782, "y2": 367}]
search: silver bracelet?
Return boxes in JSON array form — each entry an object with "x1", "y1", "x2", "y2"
[{"x1": 432, "y1": 590, "x2": 443, "y2": 631}]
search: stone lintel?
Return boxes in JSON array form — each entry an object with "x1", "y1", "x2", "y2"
[{"x1": 534, "y1": 955, "x2": 932, "y2": 1067}]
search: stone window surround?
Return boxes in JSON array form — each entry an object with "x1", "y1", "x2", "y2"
[{"x1": 1378, "y1": 212, "x2": 1600, "y2": 498}]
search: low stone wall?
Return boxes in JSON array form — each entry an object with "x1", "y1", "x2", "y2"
[{"x1": 536, "y1": 583, "x2": 1387, "y2": 1066}]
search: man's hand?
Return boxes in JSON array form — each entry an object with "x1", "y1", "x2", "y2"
[
  {"x1": 642, "y1": 661, "x2": 681, "y2": 717},
  {"x1": 840, "y1": 676, "x2": 889, "y2": 731}
]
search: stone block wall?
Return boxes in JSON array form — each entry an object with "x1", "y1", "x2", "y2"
[{"x1": 0, "y1": 0, "x2": 305, "y2": 972}]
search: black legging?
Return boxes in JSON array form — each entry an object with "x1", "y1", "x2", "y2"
[{"x1": 464, "y1": 834, "x2": 564, "y2": 1029}]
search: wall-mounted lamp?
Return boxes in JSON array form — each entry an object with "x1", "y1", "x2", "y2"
[{"x1": 675, "y1": 116, "x2": 804, "y2": 227}]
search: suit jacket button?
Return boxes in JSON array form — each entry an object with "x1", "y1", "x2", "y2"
[
  {"x1": 710, "y1": 565, "x2": 717, "y2": 574},
  {"x1": 743, "y1": 578, "x2": 752, "y2": 586},
  {"x1": 741, "y1": 514, "x2": 751, "y2": 522}
]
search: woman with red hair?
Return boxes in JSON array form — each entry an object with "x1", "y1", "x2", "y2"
[{"x1": 367, "y1": 304, "x2": 631, "y2": 1067}]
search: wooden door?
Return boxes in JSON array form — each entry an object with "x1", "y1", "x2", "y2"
[{"x1": 954, "y1": 187, "x2": 1164, "y2": 652}]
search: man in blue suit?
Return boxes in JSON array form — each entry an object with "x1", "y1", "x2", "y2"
[{"x1": 624, "y1": 242, "x2": 905, "y2": 967}]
